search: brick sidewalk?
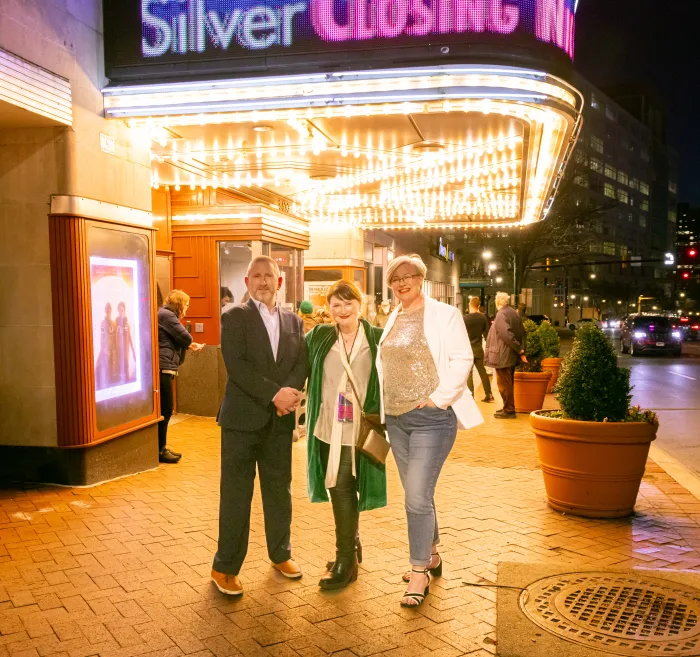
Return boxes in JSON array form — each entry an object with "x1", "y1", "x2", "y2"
[{"x1": 2, "y1": 402, "x2": 700, "y2": 657}]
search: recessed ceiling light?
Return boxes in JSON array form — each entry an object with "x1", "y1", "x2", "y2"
[
  {"x1": 310, "y1": 174, "x2": 332, "y2": 180},
  {"x1": 253, "y1": 125, "x2": 273, "y2": 132}
]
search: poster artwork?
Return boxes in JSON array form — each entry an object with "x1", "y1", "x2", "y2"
[{"x1": 90, "y1": 257, "x2": 143, "y2": 402}]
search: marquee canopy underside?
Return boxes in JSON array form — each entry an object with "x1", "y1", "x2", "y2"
[{"x1": 104, "y1": 65, "x2": 582, "y2": 230}]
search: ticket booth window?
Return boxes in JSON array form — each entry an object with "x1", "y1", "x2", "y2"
[{"x1": 266, "y1": 244, "x2": 302, "y2": 310}]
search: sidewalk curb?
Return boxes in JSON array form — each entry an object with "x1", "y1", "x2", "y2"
[{"x1": 650, "y1": 444, "x2": 700, "y2": 503}]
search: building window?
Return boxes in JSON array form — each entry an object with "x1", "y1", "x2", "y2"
[
  {"x1": 604, "y1": 183, "x2": 616, "y2": 199},
  {"x1": 603, "y1": 242, "x2": 616, "y2": 256},
  {"x1": 639, "y1": 182, "x2": 650, "y2": 196},
  {"x1": 605, "y1": 106, "x2": 617, "y2": 122},
  {"x1": 616, "y1": 189, "x2": 629, "y2": 204},
  {"x1": 629, "y1": 178, "x2": 639, "y2": 190},
  {"x1": 640, "y1": 216, "x2": 647, "y2": 228},
  {"x1": 641, "y1": 149, "x2": 650, "y2": 162},
  {"x1": 617, "y1": 170, "x2": 629, "y2": 186},
  {"x1": 628, "y1": 213, "x2": 634, "y2": 223},
  {"x1": 574, "y1": 174, "x2": 588, "y2": 188},
  {"x1": 604, "y1": 164, "x2": 617, "y2": 179},
  {"x1": 591, "y1": 136, "x2": 604, "y2": 154},
  {"x1": 589, "y1": 157, "x2": 603, "y2": 173},
  {"x1": 669, "y1": 181, "x2": 678, "y2": 194},
  {"x1": 640, "y1": 200, "x2": 649, "y2": 212},
  {"x1": 669, "y1": 210, "x2": 677, "y2": 224},
  {"x1": 591, "y1": 93, "x2": 601, "y2": 110}
]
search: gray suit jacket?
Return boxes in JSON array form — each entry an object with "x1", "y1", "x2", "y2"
[{"x1": 218, "y1": 299, "x2": 308, "y2": 432}]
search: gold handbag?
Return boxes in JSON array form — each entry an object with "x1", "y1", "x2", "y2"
[{"x1": 342, "y1": 353, "x2": 390, "y2": 465}]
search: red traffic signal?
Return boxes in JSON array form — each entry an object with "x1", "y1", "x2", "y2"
[
  {"x1": 689, "y1": 248, "x2": 697, "y2": 257},
  {"x1": 682, "y1": 272, "x2": 691, "y2": 280}
]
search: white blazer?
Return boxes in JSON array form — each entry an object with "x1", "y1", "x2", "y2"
[{"x1": 376, "y1": 296, "x2": 484, "y2": 430}]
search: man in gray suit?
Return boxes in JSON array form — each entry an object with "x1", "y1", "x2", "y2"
[{"x1": 211, "y1": 256, "x2": 308, "y2": 596}]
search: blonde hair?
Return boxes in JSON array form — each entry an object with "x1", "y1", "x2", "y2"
[
  {"x1": 326, "y1": 279, "x2": 363, "y2": 304},
  {"x1": 469, "y1": 296, "x2": 480, "y2": 309},
  {"x1": 246, "y1": 255, "x2": 281, "y2": 278},
  {"x1": 386, "y1": 253, "x2": 427, "y2": 283},
  {"x1": 495, "y1": 292, "x2": 511, "y2": 308},
  {"x1": 164, "y1": 289, "x2": 190, "y2": 318}
]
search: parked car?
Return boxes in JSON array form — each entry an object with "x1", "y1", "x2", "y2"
[
  {"x1": 527, "y1": 314, "x2": 550, "y2": 326},
  {"x1": 568, "y1": 318, "x2": 602, "y2": 331},
  {"x1": 620, "y1": 315, "x2": 683, "y2": 357},
  {"x1": 677, "y1": 315, "x2": 700, "y2": 341}
]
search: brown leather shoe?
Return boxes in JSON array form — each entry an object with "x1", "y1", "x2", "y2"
[
  {"x1": 211, "y1": 569, "x2": 243, "y2": 595},
  {"x1": 272, "y1": 559, "x2": 303, "y2": 579}
]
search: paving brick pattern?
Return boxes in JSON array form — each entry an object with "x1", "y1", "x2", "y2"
[{"x1": 2, "y1": 403, "x2": 700, "y2": 657}]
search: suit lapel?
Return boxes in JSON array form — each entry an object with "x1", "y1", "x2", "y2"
[
  {"x1": 247, "y1": 299, "x2": 275, "y2": 364},
  {"x1": 276, "y1": 308, "x2": 290, "y2": 366}
]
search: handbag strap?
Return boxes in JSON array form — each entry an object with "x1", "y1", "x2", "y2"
[{"x1": 337, "y1": 328, "x2": 366, "y2": 418}]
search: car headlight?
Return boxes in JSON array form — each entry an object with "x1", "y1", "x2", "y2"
[
  {"x1": 672, "y1": 331, "x2": 682, "y2": 340},
  {"x1": 633, "y1": 331, "x2": 646, "y2": 339}
]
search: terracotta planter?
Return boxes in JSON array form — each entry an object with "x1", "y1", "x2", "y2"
[
  {"x1": 542, "y1": 357, "x2": 563, "y2": 393},
  {"x1": 514, "y1": 371, "x2": 552, "y2": 413},
  {"x1": 530, "y1": 411, "x2": 658, "y2": 518}
]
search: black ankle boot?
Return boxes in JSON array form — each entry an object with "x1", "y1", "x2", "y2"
[
  {"x1": 319, "y1": 554, "x2": 358, "y2": 590},
  {"x1": 326, "y1": 537, "x2": 362, "y2": 571}
]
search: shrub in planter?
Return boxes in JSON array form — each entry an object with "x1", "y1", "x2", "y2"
[
  {"x1": 537, "y1": 321, "x2": 562, "y2": 393},
  {"x1": 514, "y1": 319, "x2": 551, "y2": 412},
  {"x1": 530, "y1": 323, "x2": 658, "y2": 518}
]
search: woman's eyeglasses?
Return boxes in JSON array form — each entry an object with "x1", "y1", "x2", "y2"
[{"x1": 389, "y1": 274, "x2": 421, "y2": 285}]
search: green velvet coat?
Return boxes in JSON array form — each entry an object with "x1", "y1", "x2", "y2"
[{"x1": 305, "y1": 319, "x2": 387, "y2": 512}]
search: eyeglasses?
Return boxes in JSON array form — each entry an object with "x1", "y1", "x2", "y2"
[{"x1": 389, "y1": 274, "x2": 421, "y2": 285}]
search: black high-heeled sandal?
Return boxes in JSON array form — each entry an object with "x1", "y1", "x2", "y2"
[
  {"x1": 400, "y1": 568, "x2": 430, "y2": 608},
  {"x1": 402, "y1": 552, "x2": 441, "y2": 582}
]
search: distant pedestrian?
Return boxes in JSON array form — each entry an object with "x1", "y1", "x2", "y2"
[
  {"x1": 484, "y1": 292, "x2": 527, "y2": 419},
  {"x1": 374, "y1": 300, "x2": 392, "y2": 328},
  {"x1": 517, "y1": 303, "x2": 527, "y2": 319},
  {"x1": 377, "y1": 254, "x2": 483, "y2": 608},
  {"x1": 463, "y1": 297, "x2": 494, "y2": 402},
  {"x1": 158, "y1": 290, "x2": 205, "y2": 463}
]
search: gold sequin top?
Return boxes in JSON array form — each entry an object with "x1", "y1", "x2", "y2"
[{"x1": 381, "y1": 306, "x2": 439, "y2": 416}]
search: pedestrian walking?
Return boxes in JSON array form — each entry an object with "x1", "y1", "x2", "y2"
[
  {"x1": 484, "y1": 292, "x2": 527, "y2": 419},
  {"x1": 305, "y1": 280, "x2": 386, "y2": 590},
  {"x1": 376, "y1": 254, "x2": 483, "y2": 608},
  {"x1": 463, "y1": 297, "x2": 495, "y2": 402},
  {"x1": 211, "y1": 256, "x2": 308, "y2": 597},
  {"x1": 157, "y1": 290, "x2": 205, "y2": 464}
]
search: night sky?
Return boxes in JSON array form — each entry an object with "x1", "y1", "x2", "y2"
[{"x1": 574, "y1": 0, "x2": 700, "y2": 204}]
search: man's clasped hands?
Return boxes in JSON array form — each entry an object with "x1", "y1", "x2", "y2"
[{"x1": 273, "y1": 387, "x2": 302, "y2": 416}]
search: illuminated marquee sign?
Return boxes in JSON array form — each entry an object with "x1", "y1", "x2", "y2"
[
  {"x1": 104, "y1": 0, "x2": 576, "y2": 81},
  {"x1": 142, "y1": 0, "x2": 575, "y2": 58}
]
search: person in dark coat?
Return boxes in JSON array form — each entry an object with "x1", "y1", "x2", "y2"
[
  {"x1": 157, "y1": 290, "x2": 205, "y2": 463},
  {"x1": 484, "y1": 292, "x2": 527, "y2": 419},
  {"x1": 211, "y1": 256, "x2": 309, "y2": 597},
  {"x1": 463, "y1": 297, "x2": 494, "y2": 402}
]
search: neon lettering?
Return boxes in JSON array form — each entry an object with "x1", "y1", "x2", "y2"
[
  {"x1": 454, "y1": 0, "x2": 486, "y2": 33},
  {"x1": 536, "y1": 0, "x2": 574, "y2": 57},
  {"x1": 376, "y1": 0, "x2": 409, "y2": 38},
  {"x1": 282, "y1": 2, "x2": 307, "y2": 45},
  {"x1": 208, "y1": 10, "x2": 244, "y2": 50},
  {"x1": 406, "y1": 0, "x2": 433, "y2": 36},
  {"x1": 352, "y1": 0, "x2": 375, "y2": 40},
  {"x1": 142, "y1": 0, "x2": 172, "y2": 57},
  {"x1": 242, "y1": 7, "x2": 279, "y2": 49},
  {"x1": 310, "y1": 0, "x2": 350, "y2": 40}
]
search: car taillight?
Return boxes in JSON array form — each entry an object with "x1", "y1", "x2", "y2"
[{"x1": 693, "y1": 325, "x2": 700, "y2": 330}]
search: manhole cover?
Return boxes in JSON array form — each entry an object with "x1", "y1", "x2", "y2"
[{"x1": 520, "y1": 572, "x2": 700, "y2": 655}]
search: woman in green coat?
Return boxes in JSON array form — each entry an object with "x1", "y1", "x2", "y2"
[{"x1": 305, "y1": 280, "x2": 387, "y2": 590}]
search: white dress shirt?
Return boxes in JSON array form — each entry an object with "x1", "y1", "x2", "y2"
[{"x1": 253, "y1": 298, "x2": 280, "y2": 360}]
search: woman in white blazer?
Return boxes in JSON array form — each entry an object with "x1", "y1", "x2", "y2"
[{"x1": 376, "y1": 254, "x2": 483, "y2": 608}]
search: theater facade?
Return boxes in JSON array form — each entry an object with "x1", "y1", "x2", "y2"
[{"x1": 0, "y1": 0, "x2": 581, "y2": 484}]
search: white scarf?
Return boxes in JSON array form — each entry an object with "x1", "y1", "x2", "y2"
[{"x1": 325, "y1": 326, "x2": 365, "y2": 489}]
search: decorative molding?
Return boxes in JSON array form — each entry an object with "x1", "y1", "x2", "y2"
[
  {"x1": 50, "y1": 196, "x2": 153, "y2": 227},
  {"x1": 0, "y1": 48, "x2": 72, "y2": 126}
]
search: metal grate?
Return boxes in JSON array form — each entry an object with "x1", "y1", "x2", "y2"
[{"x1": 519, "y1": 572, "x2": 700, "y2": 655}]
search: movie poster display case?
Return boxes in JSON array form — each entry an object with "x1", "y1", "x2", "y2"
[{"x1": 49, "y1": 197, "x2": 160, "y2": 455}]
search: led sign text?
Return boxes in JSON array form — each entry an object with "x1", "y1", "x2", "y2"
[{"x1": 142, "y1": 0, "x2": 575, "y2": 58}]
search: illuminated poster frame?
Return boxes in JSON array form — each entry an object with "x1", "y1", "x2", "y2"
[{"x1": 105, "y1": 0, "x2": 577, "y2": 82}]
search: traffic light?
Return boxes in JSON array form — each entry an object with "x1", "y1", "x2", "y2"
[
  {"x1": 689, "y1": 248, "x2": 697, "y2": 258},
  {"x1": 682, "y1": 272, "x2": 691, "y2": 280}
]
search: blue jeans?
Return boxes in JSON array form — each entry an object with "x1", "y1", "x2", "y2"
[{"x1": 387, "y1": 406, "x2": 458, "y2": 567}]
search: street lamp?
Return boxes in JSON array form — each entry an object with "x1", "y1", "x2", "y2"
[
  {"x1": 482, "y1": 251, "x2": 492, "y2": 259},
  {"x1": 590, "y1": 273, "x2": 596, "y2": 279},
  {"x1": 617, "y1": 300, "x2": 623, "y2": 305},
  {"x1": 495, "y1": 276, "x2": 503, "y2": 283},
  {"x1": 488, "y1": 263, "x2": 498, "y2": 271},
  {"x1": 681, "y1": 293, "x2": 686, "y2": 298},
  {"x1": 570, "y1": 294, "x2": 576, "y2": 300}
]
